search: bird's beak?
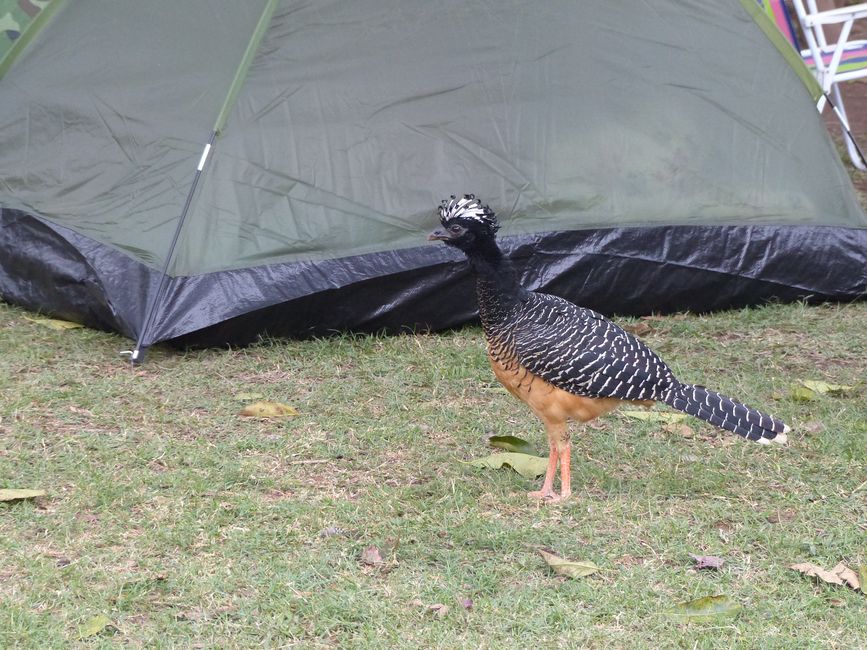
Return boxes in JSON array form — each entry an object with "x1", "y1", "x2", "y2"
[{"x1": 428, "y1": 228, "x2": 450, "y2": 242}]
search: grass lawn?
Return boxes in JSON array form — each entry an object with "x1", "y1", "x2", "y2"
[{"x1": 0, "y1": 298, "x2": 864, "y2": 648}]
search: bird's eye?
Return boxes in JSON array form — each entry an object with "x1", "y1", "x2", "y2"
[{"x1": 448, "y1": 224, "x2": 463, "y2": 233}]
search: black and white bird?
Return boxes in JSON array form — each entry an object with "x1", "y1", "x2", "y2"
[{"x1": 429, "y1": 194, "x2": 789, "y2": 502}]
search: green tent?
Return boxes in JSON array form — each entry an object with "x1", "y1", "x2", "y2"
[{"x1": 1, "y1": 0, "x2": 865, "y2": 360}]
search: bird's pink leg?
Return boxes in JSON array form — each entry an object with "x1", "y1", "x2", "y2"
[
  {"x1": 555, "y1": 443, "x2": 571, "y2": 502},
  {"x1": 527, "y1": 441, "x2": 559, "y2": 500},
  {"x1": 528, "y1": 421, "x2": 572, "y2": 502}
]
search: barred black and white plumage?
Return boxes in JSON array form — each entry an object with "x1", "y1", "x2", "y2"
[
  {"x1": 429, "y1": 195, "x2": 790, "y2": 501},
  {"x1": 496, "y1": 290, "x2": 788, "y2": 444},
  {"x1": 504, "y1": 293, "x2": 676, "y2": 402}
]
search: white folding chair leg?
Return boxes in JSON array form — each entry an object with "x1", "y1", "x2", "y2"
[{"x1": 829, "y1": 83, "x2": 867, "y2": 170}]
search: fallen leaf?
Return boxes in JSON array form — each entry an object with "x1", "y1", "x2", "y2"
[
  {"x1": 622, "y1": 410, "x2": 688, "y2": 424},
  {"x1": 789, "y1": 385, "x2": 818, "y2": 402},
  {"x1": 664, "y1": 423, "x2": 696, "y2": 438},
  {"x1": 239, "y1": 401, "x2": 299, "y2": 418},
  {"x1": 428, "y1": 603, "x2": 450, "y2": 618},
  {"x1": 690, "y1": 554, "x2": 725, "y2": 570},
  {"x1": 623, "y1": 322, "x2": 653, "y2": 336},
  {"x1": 538, "y1": 550, "x2": 599, "y2": 579},
  {"x1": 459, "y1": 597, "x2": 474, "y2": 611},
  {"x1": 790, "y1": 380, "x2": 854, "y2": 402},
  {"x1": 487, "y1": 435, "x2": 535, "y2": 455},
  {"x1": 663, "y1": 595, "x2": 741, "y2": 623},
  {"x1": 24, "y1": 316, "x2": 84, "y2": 330},
  {"x1": 800, "y1": 380, "x2": 853, "y2": 397},
  {"x1": 464, "y1": 453, "x2": 548, "y2": 479},
  {"x1": 830, "y1": 563, "x2": 861, "y2": 591},
  {"x1": 360, "y1": 545, "x2": 384, "y2": 566},
  {"x1": 790, "y1": 562, "x2": 844, "y2": 586},
  {"x1": 233, "y1": 391, "x2": 265, "y2": 401},
  {"x1": 77, "y1": 614, "x2": 112, "y2": 639},
  {"x1": 0, "y1": 489, "x2": 46, "y2": 502}
]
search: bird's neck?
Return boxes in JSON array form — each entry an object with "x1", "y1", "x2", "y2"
[{"x1": 464, "y1": 239, "x2": 527, "y2": 334}]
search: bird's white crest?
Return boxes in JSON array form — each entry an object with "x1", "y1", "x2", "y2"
[{"x1": 439, "y1": 194, "x2": 499, "y2": 231}]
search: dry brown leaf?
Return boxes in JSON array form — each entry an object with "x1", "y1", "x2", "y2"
[
  {"x1": 623, "y1": 322, "x2": 653, "y2": 337},
  {"x1": 830, "y1": 563, "x2": 861, "y2": 591},
  {"x1": 664, "y1": 423, "x2": 696, "y2": 438},
  {"x1": 790, "y1": 562, "x2": 844, "y2": 586},
  {"x1": 360, "y1": 545, "x2": 384, "y2": 566},
  {"x1": 427, "y1": 603, "x2": 450, "y2": 617},
  {"x1": 690, "y1": 554, "x2": 725, "y2": 570},
  {"x1": 791, "y1": 561, "x2": 863, "y2": 593}
]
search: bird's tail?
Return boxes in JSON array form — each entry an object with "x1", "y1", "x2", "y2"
[{"x1": 663, "y1": 383, "x2": 789, "y2": 444}]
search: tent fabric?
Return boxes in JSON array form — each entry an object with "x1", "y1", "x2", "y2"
[{"x1": 0, "y1": 0, "x2": 865, "y2": 354}]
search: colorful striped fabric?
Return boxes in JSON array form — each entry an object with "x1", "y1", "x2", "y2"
[
  {"x1": 802, "y1": 43, "x2": 867, "y2": 72},
  {"x1": 762, "y1": 0, "x2": 801, "y2": 45},
  {"x1": 760, "y1": 0, "x2": 867, "y2": 74}
]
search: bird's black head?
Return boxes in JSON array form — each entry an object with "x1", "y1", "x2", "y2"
[{"x1": 427, "y1": 194, "x2": 499, "y2": 253}]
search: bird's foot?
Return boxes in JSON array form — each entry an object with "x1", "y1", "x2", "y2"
[{"x1": 527, "y1": 489, "x2": 571, "y2": 503}]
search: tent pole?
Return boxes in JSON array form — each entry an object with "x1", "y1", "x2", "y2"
[
  {"x1": 822, "y1": 90, "x2": 867, "y2": 170},
  {"x1": 125, "y1": 0, "x2": 280, "y2": 364},
  {"x1": 127, "y1": 130, "x2": 217, "y2": 364}
]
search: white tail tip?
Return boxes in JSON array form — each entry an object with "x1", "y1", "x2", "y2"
[{"x1": 758, "y1": 430, "x2": 788, "y2": 445}]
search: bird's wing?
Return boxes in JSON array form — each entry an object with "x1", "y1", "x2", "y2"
[{"x1": 510, "y1": 292, "x2": 676, "y2": 401}]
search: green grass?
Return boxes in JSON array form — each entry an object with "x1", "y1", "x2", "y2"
[{"x1": 1, "y1": 300, "x2": 865, "y2": 649}]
